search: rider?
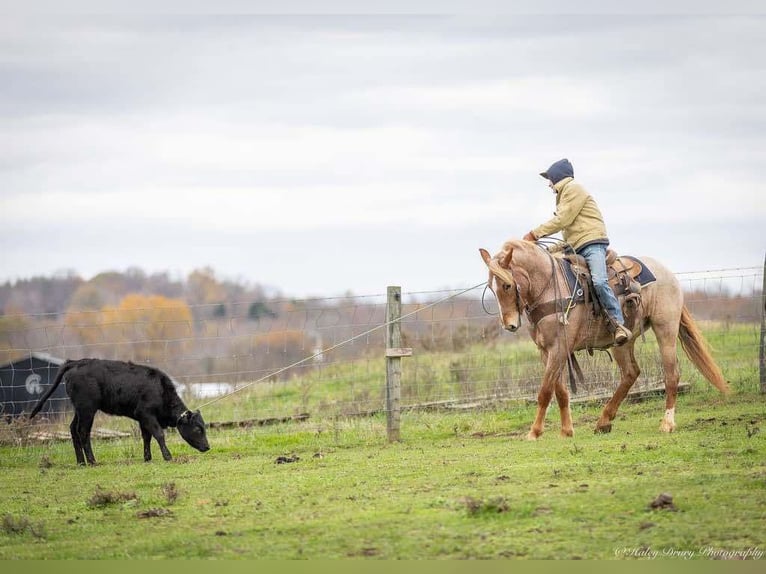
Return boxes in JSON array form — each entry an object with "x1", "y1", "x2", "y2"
[{"x1": 522, "y1": 158, "x2": 632, "y2": 346}]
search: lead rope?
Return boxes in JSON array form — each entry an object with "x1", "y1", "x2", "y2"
[{"x1": 544, "y1": 249, "x2": 579, "y2": 395}]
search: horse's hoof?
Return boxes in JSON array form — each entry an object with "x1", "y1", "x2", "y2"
[
  {"x1": 560, "y1": 428, "x2": 574, "y2": 438},
  {"x1": 526, "y1": 431, "x2": 540, "y2": 441},
  {"x1": 594, "y1": 423, "x2": 612, "y2": 434},
  {"x1": 659, "y1": 422, "x2": 675, "y2": 433}
]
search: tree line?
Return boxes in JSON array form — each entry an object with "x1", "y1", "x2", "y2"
[{"x1": 1, "y1": 267, "x2": 760, "y2": 386}]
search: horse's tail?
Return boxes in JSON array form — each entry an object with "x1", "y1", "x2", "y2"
[
  {"x1": 29, "y1": 360, "x2": 75, "y2": 418},
  {"x1": 678, "y1": 306, "x2": 729, "y2": 393}
]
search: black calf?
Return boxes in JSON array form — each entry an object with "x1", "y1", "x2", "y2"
[{"x1": 30, "y1": 358, "x2": 210, "y2": 465}]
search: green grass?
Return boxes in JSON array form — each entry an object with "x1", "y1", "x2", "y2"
[
  {"x1": 1, "y1": 388, "x2": 764, "y2": 559},
  {"x1": 179, "y1": 321, "x2": 761, "y2": 424}
]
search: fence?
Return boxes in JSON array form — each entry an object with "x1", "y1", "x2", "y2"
[{"x1": 1, "y1": 264, "x2": 763, "y2": 439}]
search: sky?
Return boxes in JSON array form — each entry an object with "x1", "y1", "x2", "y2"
[{"x1": 1, "y1": 7, "x2": 765, "y2": 298}]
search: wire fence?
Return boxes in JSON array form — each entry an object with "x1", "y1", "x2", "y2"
[{"x1": 1, "y1": 264, "x2": 763, "y2": 439}]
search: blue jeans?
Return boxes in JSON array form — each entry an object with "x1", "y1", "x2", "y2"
[{"x1": 578, "y1": 243, "x2": 625, "y2": 325}]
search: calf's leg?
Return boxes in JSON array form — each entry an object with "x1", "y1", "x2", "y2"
[
  {"x1": 70, "y1": 414, "x2": 86, "y2": 466},
  {"x1": 77, "y1": 411, "x2": 98, "y2": 465},
  {"x1": 140, "y1": 425, "x2": 154, "y2": 462},
  {"x1": 141, "y1": 418, "x2": 173, "y2": 461}
]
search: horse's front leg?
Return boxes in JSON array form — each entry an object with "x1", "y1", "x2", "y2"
[
  {"x1": 528, "y1": 351, "x2": 567, "y2": 440},
  {"x1": 595, "y1": 343, "x2": 640, "y2": 433},
  {"x1": 554, "y1": 374, "x2": 574, "y2": 438}
]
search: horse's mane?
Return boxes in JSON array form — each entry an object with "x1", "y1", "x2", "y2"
[{"x1": 495, "y1": 239, "x2": 542, "y2": 263}]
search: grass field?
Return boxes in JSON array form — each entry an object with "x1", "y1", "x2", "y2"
[
  {"x1": 178, "y1": 320, "x2": 762, "y2": 424},
  {"x1": 1, "y1": 383, "x2": 764, "y2": 559}
]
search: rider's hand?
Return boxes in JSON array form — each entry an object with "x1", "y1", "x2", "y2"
[{"x1": 523, "y1": 231, "x2": 537, "y2": 242}]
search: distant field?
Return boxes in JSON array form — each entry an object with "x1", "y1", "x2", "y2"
[
  {"x1": 182, "y1": 320, "x2": 763, "y2": 425},
  {"x1": 1, "y1": 385, "x2": 764, "y2": 559}
]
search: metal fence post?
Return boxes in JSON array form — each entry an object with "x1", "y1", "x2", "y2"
[
  {"x1": 760, "y1": 253, "x2": 766, "y2": 393},
  {"x1": 386, "y1": 286, "x2": 412, "y2": 441}
]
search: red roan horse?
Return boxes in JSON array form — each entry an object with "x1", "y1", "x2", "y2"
[{"x1": 479, "y1": 239, "x2": 728, "y2": 439}]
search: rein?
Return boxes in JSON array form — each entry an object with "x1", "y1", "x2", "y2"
[
  {"x1": 521, "y1": 249, "x2": 556, "y2": 318},
  {"x1": 482, "y1": 282, "x2": 522, "y2": 319},
  {"x1": 481, "y1": 284, "x2": 498, "y2": 316},
  {"x1": 484, "y1": 244, "x2": 582, "y2": 394}
]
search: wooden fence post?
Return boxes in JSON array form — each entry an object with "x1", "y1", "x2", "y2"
[
  {"x1": 760, "y1": 253, "x2": 766, "y2": 393},
  {"x1": 386, "y1": 286, "x2": 412, "y2": 442}
]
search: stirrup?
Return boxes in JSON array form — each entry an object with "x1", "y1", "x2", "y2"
[{"x1": 614, "y1": 325, "x2": 631, "y2": 346}]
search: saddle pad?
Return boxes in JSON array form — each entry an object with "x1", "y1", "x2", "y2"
[
  {"x1": 560, "y1": 258, "x2": 586, "y2": 302},
  {"x1": 621, "y1": 256, "x2": 656, "y2": 285}
]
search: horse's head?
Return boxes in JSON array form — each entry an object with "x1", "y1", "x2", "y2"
[{"x1": 479, "y1": 246, "x2": 522, "y2": 332}]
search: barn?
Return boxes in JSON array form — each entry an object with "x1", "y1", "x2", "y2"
[{"x1": 0, "y1": 353, "x2": 69, "y2": 419}]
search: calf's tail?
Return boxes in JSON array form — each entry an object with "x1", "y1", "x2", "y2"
[
  {"x1": 29, "y1": 360, "x2": 76, "y2": 418},
  {"x1": 678, "y1": 306, "x2": 729, "y2": 393}
]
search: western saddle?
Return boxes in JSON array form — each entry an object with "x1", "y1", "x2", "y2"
[{"x1": 563, "y1": 248, "x2": 643, "y2": 319}]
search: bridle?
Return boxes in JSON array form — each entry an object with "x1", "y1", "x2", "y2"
[
  {"x1": 482, "y1": 273, "x2": 523, "y2": 326},
  {"x1": 481, "y1": 244, "x2": 582, "y2": 393},
  {"x1": 482, "y1": 247, "x2": 557, "y2": 326}
]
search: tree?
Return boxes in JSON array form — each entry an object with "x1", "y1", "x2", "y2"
[
  {"x1": 186, "y1": 267, "x2": 226, "y2": 307},
  {"x1": 248, "y1": 301, "x2": 278, "y2": 321},
  {"x1": 63, "y1": 294, "x2": 193, "y2": 365},
  {"x1": 106, "y1": 294, "x2": 194, "y2": 363}
]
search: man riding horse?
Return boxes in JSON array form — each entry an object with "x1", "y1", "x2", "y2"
[{"x1": 522, "y1": 158, "x2": 632, "y2": 347}]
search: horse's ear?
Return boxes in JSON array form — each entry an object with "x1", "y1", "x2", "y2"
[
  {"x1": 500, "y1": 248, "x2": 514, "y2": 269},
  {"x1": 479, "y1": 248, "x2": 492, "y2": 267}
]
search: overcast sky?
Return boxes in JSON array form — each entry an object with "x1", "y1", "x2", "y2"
[{"x1": 1, "y1": 9, "x2": 764, "y2": 298}]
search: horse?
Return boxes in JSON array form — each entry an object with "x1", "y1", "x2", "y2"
[{"x1": 478, "y1": 239, "x2": 728, "y2": 440}]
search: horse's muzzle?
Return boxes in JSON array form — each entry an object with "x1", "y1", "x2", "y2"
[{"x1": 504, "y1": 324, "x2": 519, "y2": 333}]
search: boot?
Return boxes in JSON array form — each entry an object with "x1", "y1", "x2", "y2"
[{"x1": 614, "y1": 324, "x2": 632, "y2": 346}]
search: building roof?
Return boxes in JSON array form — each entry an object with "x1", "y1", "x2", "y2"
[{"x1": 0, "y1": 352, "x2": 65, "y2": 368}]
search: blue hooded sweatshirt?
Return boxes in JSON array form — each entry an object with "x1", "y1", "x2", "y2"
[{"x1": 540, "y1": 158, "x2": 574, "y2": 185}]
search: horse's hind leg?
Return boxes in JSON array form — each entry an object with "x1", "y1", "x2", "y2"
[
  {"x1": 595, "y1": 343, "x2": 641, "y2": 433},
  {"x1": 655, "y1": 322, "x2": 681, "y2": 432}
]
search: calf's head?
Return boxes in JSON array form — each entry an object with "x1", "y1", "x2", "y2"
[{"x1": 176, "y1": 410, "x2": 211, "y2": 452}]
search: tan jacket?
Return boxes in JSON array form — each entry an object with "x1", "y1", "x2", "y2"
[{"x1": 532, "y1": 177, "x2": 608, "y2": 252}]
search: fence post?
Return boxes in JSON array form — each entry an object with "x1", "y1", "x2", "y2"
[
  {"x1": 385, "y1": 286, "x2": 412, "y2": 442},
  {"x1": 760, "y1": 253, "x2": 766, "y2": 393}
]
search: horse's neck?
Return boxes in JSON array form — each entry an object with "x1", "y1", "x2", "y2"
[{"x1": 512, "y1": 246, "x2": 557, "y2": 304}]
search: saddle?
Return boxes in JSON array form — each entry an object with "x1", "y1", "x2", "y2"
[
  {"x1": 525, "y1": 249, "x2": 656, "y2": 327},
  {"x1": 531, "y1": 249, "x2": 656, "y2": 396},
  {"x1": 565, "y1": 249, "x2": 645, "y2": 299}
]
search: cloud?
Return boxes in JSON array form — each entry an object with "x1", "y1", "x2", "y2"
[{"x1": 0, "y1": 13, "x2": 764, "y2": 296}]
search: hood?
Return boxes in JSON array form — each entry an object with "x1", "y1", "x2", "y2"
[{"x1": 539, "y1": 158, "x2": 574, "y2": 185}]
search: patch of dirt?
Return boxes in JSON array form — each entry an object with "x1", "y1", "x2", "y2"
[
  {"x1": 649, "y1": 492, "x2": 677, "y2": 511},
  {"x1": 87, "y1": 486, "x2": 138, "y2": 508},
  {"x1": 275, "y1": 454, "x2": 300, "y2": 464},
  {"x1": 136, "y1": 508, "x2": 173, "y2": 519},
  {"x1": 470, "y1": 430, "x2": 526, "y2": 439}
]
